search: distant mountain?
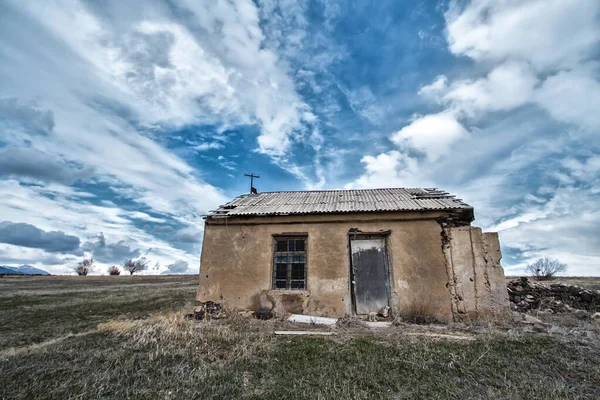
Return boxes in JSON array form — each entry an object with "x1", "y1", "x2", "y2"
[
  {"x1": 0, "y1": 266, "x2": 24, "y2": 275},
  {"x1": 0, "y1": 265, "x2": 50, "y2": 275}
]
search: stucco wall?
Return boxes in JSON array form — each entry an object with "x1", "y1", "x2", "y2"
[
  {"x1": 197, "y1": 211, "x2": 454, "y2": 320},
  {"x1": 443, "y1": 226, "x2": 510, "y2": 321}
]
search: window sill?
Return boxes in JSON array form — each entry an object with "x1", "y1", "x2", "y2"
[{"x1": 269, "y1": 289, "x2": 309, "y2": 294}]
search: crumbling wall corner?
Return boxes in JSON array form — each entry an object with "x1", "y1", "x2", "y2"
[
  {"x1": 440, "y1": 226, "x2": 461, "y2": 320},
  {"x1": 442, "y1": 225, "x2": 510, "y2": 322}
]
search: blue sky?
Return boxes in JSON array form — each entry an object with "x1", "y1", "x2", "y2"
[{"x1": 0, "y1": 0, "x2": 599, "y2": 275}]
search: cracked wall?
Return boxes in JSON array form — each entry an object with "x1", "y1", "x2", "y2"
[
  {"x1": 197, "y1": 211, "x2": 453, "y2": 319},
  {"x1": 443, "y1": 226, "x2": 510, "y2": 321},
  {"x1": 197, "y1": 212, "x2": 509, "y2": 322}
]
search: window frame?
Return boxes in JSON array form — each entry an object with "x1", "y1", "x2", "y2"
[{"x1": 272, "y1": 235, "x2": 308, "y2": 290}]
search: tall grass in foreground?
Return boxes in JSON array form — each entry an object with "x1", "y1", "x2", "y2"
[
  {"x1": 5, "y1": 311, "x2": 599, "y2": 399},
  {"x1": 2, "y1": 276, "x2": 600, "y2": 399},
  {"x1": 98, "y1": 312, "x2": 275, "y2": 365}
]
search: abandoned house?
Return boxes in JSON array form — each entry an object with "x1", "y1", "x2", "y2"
[{"x1": 197, "y1": 188, "x2": 509, "y2": 322}]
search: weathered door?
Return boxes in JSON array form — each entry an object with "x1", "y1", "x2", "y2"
[{"x1": 350, "y1": 237, "x2": 390, "y2": 314}]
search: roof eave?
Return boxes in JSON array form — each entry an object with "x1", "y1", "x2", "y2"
[{"x1": 205, "y1": 207, "x2": 475, "y2": 221}]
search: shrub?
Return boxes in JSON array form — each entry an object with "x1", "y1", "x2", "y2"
[
  {"x1": 74, "y1": 258, "x2": 94, "y2": 276},
  {"x1": 123, "y1": 258, "x2": 150, "y2": 275},
  {"x1": 108, "y1": 266, "x2": 121, "y2": 275},
  {"x1": 526, "y1": 257, "x2": 567, "y2": 280}
]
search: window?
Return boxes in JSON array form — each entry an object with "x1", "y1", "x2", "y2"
[{"x1": 273, "y1": 237, "x2": 307, "y2": 290}]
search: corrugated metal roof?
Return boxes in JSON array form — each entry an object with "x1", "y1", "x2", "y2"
[{"x1": 207, "y1": 188, "x2": 472, "y2": 218}]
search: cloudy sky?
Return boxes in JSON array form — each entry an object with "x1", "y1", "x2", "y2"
[{"x1": 0, "y1": 0, "x2": 599, "y2": 276}]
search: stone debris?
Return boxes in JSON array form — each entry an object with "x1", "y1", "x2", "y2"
[
  {"x1": 364, "y1": 321, "x2": 393, "y2": 329},
  {"x1": 510, "y1": 311, "x2": 551, "y2": 332},
  {"x1": 254, "y1": 307, "x2": 274, "y2": 320},
  {"x1": 238, "y1": 310, "x2": 254, "y2": 318},
  {"x1": 274, "y1": 331, "x2": 337, "y2": 336},
  {"x1": 507, "y1": 277, "x2": 600, "y2": 313},
  {"x1": 287, "y1": 314, "x2": 338, "y2": 326},
  {"x1": 511, "y1": 312, "x2": 544, "y2": 325},
  {"x1": 190, "y1": 301, "x2": 223, "y2": 320},
  {"x1": 511, "y1": 311, "x2": 550, "y2": 328}
]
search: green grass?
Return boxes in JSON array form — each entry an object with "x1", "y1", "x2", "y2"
[
  {"x1": 1, "y1": 275, "x2": 600, "y2": 399},
  {"x1": 0, "y1": 275, "x2": 198, "y2": 348}
]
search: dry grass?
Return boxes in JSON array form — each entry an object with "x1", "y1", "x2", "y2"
[
  {"x1": 1, "y1": 276, "x2": 600, "y2": 399},
  {"x1": 0, "y1": 330, "x2": 97, "y2": 359},
  {"x1": 0, "y1": 275, "x2": 198, "y2": 349},
  {"x1": 98, "y1": 311, "x2": 275, "y2": 366}
]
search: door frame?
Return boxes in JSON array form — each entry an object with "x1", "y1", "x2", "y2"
[{"x1": 347, "y1": 231, "x2": 393, "y2": 315}]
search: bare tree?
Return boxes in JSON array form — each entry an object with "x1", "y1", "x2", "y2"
[
  {"x1": 526, "y1": 257, "x2": 567, "y2": 280},
  {"x1": 123, "y1": 258, "x2": 150, "y2": 275},
  {"x1": 74, "y1": 258, "x2": 94, "y2": 276},
  {"x1": 107, "y1": 265, "x2": 121, "y2": 275}
]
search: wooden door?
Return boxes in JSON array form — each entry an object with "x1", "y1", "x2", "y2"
[{"x1": 350, "y1": 237, "x2": 390, "y2": 314}]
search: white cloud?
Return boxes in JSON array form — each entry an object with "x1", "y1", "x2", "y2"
[
  {"x1": 162, "y1": 260, "x2": 191, "y2": 274},
  {"x1": 0, "y1": 98, "x2": 55, "y2": 136},
  {"x1": 0, "y1": 180, "x2": 199, "y2": 275},
  {"x1": 346, "y1": 151, "x2": 428, "y2": 189},
  {"x1": 366, "y1": 0, "x2": 600, "y2": 276},
  {"x1": 0, "y1": 0, "x2": 336, "y2": 273},
  {"x1": 174, "y1": 227, "x2": 202, "y2": 244},
  {"x1": 498, "y1": 186, "x2": 600, "y2": 276},
  {"x1": 347, "y1": 97, "x2": 600, "y2": 276},
  {"x1": 194, "y1": 142, "x2": 225, "y2": 152},
  {"x1": 2, "y1": 0, "x2": 599, "y2": 277},
  {"x1": 418, "y1": 75, "x2": 447, "y2": 100},
  {"x1": 418, "y1": 63, "x2": 600, "y2": 137},
  {"x1": 535, "y1": 67, "x2": 600, "y2": 130},
  {"x1": 0, "y1": 146, "x2": 95, "y2": 185},
  {"x1": 43, "y1": 104, "x2": 226, "y2": 220},
  {"x1": 125, "y1": 211, "x2": 164, "y2": 223},
  {"x1": 81, "y1": 233, "x2": 141, "y2": 264},
  {"x1": 561, "y1": 156, "x2": 600, "y2": 181},
  {"x1": 12, "y1": 0, "x2": 314, "y2": 157},
  {"x1": 438, "y1": 0, "x2": 600, "y2": 133},
  {"x1": 447, "y1": 144, "x2": 600, "y2": 276},
  {"x1": 0, "y1": 245, "x2": 76, "y2": 273},
  {"x1": 339, "y1": 86, "x2": 386, "y2": 125},
  {"x1": 444, "y1": 61, "x2": 539, "y2": 116},
  {"x1": 0, "y1": 3, "x2": 229, "y2": 226},
  {"x1": 390, "y1": 112, "x2": 469, "y2": 161},
  {"x1": 418, "y1": 61, "x2": 539, "y2": 118},
  {"x1": 445, "y1": 0, "x2": 600, "y2": 70}
]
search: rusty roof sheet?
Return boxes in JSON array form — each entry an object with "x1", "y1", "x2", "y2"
[{"x1": 207, "y1": 188, "x2": 472, "y2": 218}]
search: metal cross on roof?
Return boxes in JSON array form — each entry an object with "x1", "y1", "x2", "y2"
[{"x1": 244, "y1": 172, "x2": 260, "y2": 194}]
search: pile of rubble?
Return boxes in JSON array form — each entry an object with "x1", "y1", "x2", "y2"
[
  {"x1": 507, "y1": 277, "x2": 600, "y2": 313},
  {"x1": 186, "y1": 301, "x2": 224, "y2": 320}
]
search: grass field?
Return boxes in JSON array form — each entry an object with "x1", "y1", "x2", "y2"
[{"x1": 1, "y1": 275, "x2": 600, "y2": 399}]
